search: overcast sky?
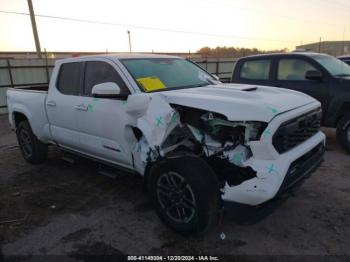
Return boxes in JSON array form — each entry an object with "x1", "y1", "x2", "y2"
[{"x1": 0, "y1": 0, "x2": 349, "y2": 53}]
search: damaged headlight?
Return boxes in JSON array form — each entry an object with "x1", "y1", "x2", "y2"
[
  {"x1": 244, "y1": 121, "x2": 268, "y2": 141},
  {"x1": 200, "y1": 113, "x2": 267, "y2": 143}
]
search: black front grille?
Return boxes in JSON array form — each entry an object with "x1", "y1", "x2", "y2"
[
  {"x1": 273, "y1": 108, "x2": 322, "y2": 154},
  {"x1": 277, "y1": 143, "x2": 324, "y2": 195}
]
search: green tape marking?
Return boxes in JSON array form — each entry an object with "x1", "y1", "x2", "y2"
[
  {"x1": 86, "y1": 98, "x2": 99, "y2": 112},
  {"x1": 88, "y1": 104, "x2": 94, "y2": 112},
  {"x1": 232, "y1": 153, "x2": 243, "y2": 165},
  {"x1": 168, "y1": 112, "x2": 179, "y2": 126},
  {"x1": 266, "y1": 163, "x2": 278, "y2": 175},
  {"x1": 267, "y1": 107, "x2": 279, "y2": 114},
  {"x1": 155, "y1": 116, "x2": 164, "y2": 127},
  {"x1": 192, "y1": 127, "x2": 202, "y2": 137},
  {"x1": 262, "y1": 129, "x2": 272, "y2": 138}
]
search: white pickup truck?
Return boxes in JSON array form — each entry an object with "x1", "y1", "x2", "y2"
[{"x1": 7, "y1": 54, "x2": 325, "y2": 235}]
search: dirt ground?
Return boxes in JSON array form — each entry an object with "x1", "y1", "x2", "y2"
[{"x1": 0, "y1": 114, "x2": 349, "y2": 260}]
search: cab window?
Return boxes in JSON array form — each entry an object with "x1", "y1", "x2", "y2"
[
  {"x1": 57, "y1": 62, "x2": 82, "y2": 95},
  {"x1": 278, "y1": 59, "x2": 316, "y2": 80},
  {"x1": 83, "y1": 61, "x2": 129, "y2": 96},
  {"x1": 239, "y1": 60, "x2": 271, "y2": 80}
]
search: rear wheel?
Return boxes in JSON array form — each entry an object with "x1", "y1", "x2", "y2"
[
  {"x1": 336, "y1": 113, "x2": 350, "y2": 153},
  {"x1": 16, "y1": 121, "x2": 48, "y2": 164},
  {"x1": 148, "y1": 156, "x2": 220, "y2": 235}
]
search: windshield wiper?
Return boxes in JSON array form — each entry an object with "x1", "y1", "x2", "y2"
[
  {"x1": 335, "y1": 74, "x2": 350, "y2": 77},
  {"x1": 197, "y1": 83, "x2": 211, "y2": 87}
]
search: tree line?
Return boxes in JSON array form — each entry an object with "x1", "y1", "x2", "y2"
[{"x1": 197, "y1": 46, "x2": 288, "y2": 58}]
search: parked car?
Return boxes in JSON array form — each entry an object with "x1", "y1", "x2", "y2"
[
  {"x1": 7, "y1": 54, "x2": 325, "y2": 235},
  {"x1": 338, "y1": 55, "x2": 350, "y2": 66},
  {"x1": 231, "y1": 52, "x2": 350, "y2": 152}
]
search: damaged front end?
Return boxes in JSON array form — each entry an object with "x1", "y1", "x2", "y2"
[
  {"x1": 179, "y1": 108, "x2": 267, "y2": 187},
  {"x1": 127, "y1": 94, "x2": 267, "y2": 194}
]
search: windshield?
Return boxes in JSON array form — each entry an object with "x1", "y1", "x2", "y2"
[
  {"x1": 121, "y1": 58, "x2": 217, "y2": 92},
  {"x1": 312, "y1": 55, "x2": 350, "y2": 77}
]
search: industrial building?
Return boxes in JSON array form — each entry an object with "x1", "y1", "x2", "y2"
[{"x1": 296, "y1": 41, "x2": 350, "y2": 56}]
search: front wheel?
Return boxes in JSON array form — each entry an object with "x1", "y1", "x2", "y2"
[
  {"x1": 336, "y1": 113, "x2": 350, "y2": 153},
  {"x1": 148, "y1": 156, "x2": 220, "y2": 235},
  {"x1": 16, "y1": 121, "x2": 48, "y2": 164}
]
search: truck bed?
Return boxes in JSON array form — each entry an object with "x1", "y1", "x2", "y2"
[{"x1": 7, "y1": 87, "x2": 51, "y2": 143}]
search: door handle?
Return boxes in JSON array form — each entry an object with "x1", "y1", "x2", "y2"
[
  {"x1": 80, "y1": 105, "x2": 88, "y2": 111},
  {"x1": 74, "y1": 104, "x2": 83, "y2": 110},
  {"x1": 74, "y1": 104, "x2": 88, "y2": 111},
  {"x1": 46, "y1": 100, "x2": 56, "y2": 107}
]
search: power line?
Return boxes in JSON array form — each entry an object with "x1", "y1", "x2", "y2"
[{"x1": 0, "y1": 10, "x2": 300, "y2": 44}]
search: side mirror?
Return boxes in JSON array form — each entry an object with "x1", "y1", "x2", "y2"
[
  {"x1": 305, "y1": 70, "x2": 323, "y2": 81},
  {"x1": 212, "y1": 74, "x2": 220, "y2": 81},
  {"x1": 92, "y1": 82, "x2": 124, "y2": 98}
]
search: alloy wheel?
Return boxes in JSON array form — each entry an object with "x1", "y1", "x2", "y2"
[
  {"x1": 156, "y1": 171, "x2": 196, "y2": 224},
  {"x1": 19, "y1": 128, "x2": 32, "y2": 158}
]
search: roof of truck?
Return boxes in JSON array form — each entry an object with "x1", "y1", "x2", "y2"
[
  {"x1": 56, "y1": 53, "x2": 183, "y2": 64},
  {"x1": 237, "y1": 52, "x2": 328, "y2": 60},
  {"x1": 338, "y1": 55, "x2": 350, "y2": 59}
]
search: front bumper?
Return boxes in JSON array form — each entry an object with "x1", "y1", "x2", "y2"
[{"x1": 222, "y1": 102, "x2": 326, "y2": 206}]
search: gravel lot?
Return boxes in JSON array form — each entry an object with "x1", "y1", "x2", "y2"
[{"x1": 0, "y1": 114, "x2": 349, "y2": 260}]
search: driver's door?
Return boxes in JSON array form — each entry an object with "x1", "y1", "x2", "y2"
[{"x1": 75, "y1": 60, "x2": 132, "y2": 167}]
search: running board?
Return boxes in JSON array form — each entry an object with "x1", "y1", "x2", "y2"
[
  {"x1": 62, "y1": 152, "x2": 77, "y2": 164},
  {"x1": 97, "y1": 165, "x2": 121, "y2": 179}
]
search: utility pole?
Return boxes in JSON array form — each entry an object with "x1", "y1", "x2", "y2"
[
  {"x1": 318, "y1": 37, "x2": 322, "y2": 53},
  {"x1": 342, "y1": 28, "x2": 346, "y2": 55},
  {"x1": 27, "y1": 0, "x2": 42, "y2": 58},
  {"x1": 127, "y1": 30, "x2": 132, "y2": 53}
]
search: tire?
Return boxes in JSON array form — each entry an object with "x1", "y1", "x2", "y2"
[
  {"x1": 16, "y1": 120, "x2": 48, "y2": 164},
  {"x1": 336, "y1": 113, "x2": 350, "y2": 153},
  {"x1": 148, "y1": 155, "x2": 220, "y2": 235}
]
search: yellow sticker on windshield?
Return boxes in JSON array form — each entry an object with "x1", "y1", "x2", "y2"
[{"x1": 136, "y1": 77, "x2": 166, "y2": 92}]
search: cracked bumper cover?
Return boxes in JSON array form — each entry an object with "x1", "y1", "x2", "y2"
[{"x1": 222, "y1": 103, "x2": 325, "y2": 206}]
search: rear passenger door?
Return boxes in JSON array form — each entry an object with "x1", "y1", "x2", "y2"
[
  {"x1": 46, "y1": 62, "x2": 83, "y2": 150},
  {"x1": 75, "y1": 59, "x2": 133, "y2": 167},
  {"x1": 274, "y1": 57, "x2": 329, "y2": 105},
  {"x1": 232, "y1": 58, "x2": 273, "y2": 86}
]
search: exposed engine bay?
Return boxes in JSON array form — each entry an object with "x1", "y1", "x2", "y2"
[{"x1": 129, "y1": 94, "x2": 267, "y2": 187}]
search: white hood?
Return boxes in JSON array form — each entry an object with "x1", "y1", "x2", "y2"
[{"x1": 158, "y1": 84, "x2": 318, "y2": 122}]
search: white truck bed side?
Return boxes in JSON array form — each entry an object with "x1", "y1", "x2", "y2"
[{"x1": 7, "y1": 89, "x2": 51, "y2": 143}]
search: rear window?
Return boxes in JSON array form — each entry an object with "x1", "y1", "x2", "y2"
[
  {"x1": 240, "y1": 60, "x2": 271, "y2": 80},
  {"x1": 57, "y1": 62, "x2": 82, "y2": 95}
]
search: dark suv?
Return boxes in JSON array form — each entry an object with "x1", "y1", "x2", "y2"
[
  {"x1": 231, "y1": 52, "x2": 350, "y2": 152},
  {"x1": 338, "y1": 55, "x2": 350, "y2": 65}
]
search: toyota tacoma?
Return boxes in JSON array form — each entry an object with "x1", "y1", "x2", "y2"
[{"x1": 7, "y1": 54, "x2": 325, "y2": 235}]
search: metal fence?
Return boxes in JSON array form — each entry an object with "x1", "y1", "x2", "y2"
[
  {"x1": 0, "y1": 58, "x2": 56, "y2": 114},
  {"x1": 0, "y1": 57, "x2": 236, "y2": 114},
  {"x1": 194, "y1": 58, "x2": 236, "y2": 83}
]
